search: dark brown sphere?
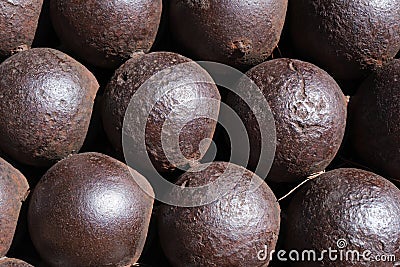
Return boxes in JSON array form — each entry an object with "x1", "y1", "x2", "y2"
[
  {"x1": 50, "y1": 0, "x2": 162, "y2": 68},
  {"x1": 0, "y1": 48, "x2": 99, "y2": 167},
  {"x1": 289, "y1": 0, "x2": 400, "y2": 80},
  {"x1": 0, "y1": 258, "x2": 33, "y2": 267},
  {"x1": 228, "y1": 58, "x2": 347, "y2": 183},
  {"x1": 158, "y1": 162, "x2": 280, "y2": 267},
  {"x1": 28, "y1": 152, "x2": 154, "y2": 267},
  {"x1": 102, "y1": 52, "x2": 220, "y2": 173},
  {"x1": 0, "y1": 0, "x2": 43, "y2": 58},
  {"x1": 286, "y1": 168, "x2": 400, "y2": 267},
  {"x1": 0, "y1": 157, "x2": 29, "y2": 257},
  {"x1": 169, "y1": 0, "x2": 288, "y2": 69},
  {"x1": 350, "y1": 59, "x2": 400, "y2": 179}
]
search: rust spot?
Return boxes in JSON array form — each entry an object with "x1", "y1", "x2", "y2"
[
  {"x1": 117, "y1": 72, "x2": 128, "y2": 85},
  {"x1": 231, "y1": 39, "x2": 253, "y2": 56},
  {"x1": 10, "y1": 44, "x2": 29, "y2": 55}
]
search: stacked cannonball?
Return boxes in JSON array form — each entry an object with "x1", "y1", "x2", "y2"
[{"x1": 0, "y1": 0, "x2": 399, "y2": 266}]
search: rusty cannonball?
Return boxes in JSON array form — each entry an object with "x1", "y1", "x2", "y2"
[
  {"x1": 286, "y1": 168, "x2": 400, "y2": 267},
  {"x1": 289, "y1": 0, "x2": 400, "y2": 80},
  {"x1": 0, "y1": 48, "x2": 99, "y2": 167},
  {"x1": 350, "y1": 59, "x2": 400, "y2": 180},
  {"x1": 50, "y1": 0, "x2": 162, "y2": 68},
  {"x1": 102, "y1": 52, "x2": 220, "y2": 173},
  {"x1": 28, "y1": 152, "x2": 154, "y2": 267},
  {"x1": 227, "y1": 58, "x2": 347, "y2": 183},
  {"x1": 0, "y1": 0, "x2": 43, "y2": 58},
  {"x1": 158, "y1": 162, "x2": 280, "y2": 267},
  {"x1": 169, "y1": 0, "x2": 288, "y2": 69},
  {"x1": 0, "y1": 157, "x2": 29, "y2": 257}
]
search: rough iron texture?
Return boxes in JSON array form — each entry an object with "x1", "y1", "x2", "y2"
[
  {"x1": 350, "y1": 59, "x2": 400, "y2": 180},
  {"x1": 228, "y1": 58, "x2": 347, "y2": 183},
  {"x1": 0, "y1": 48, "x2": 99, "y2": 167},
  {"x1": 0, "y1": 0, "x2": 43, "y2": 58},
  {"x1": 158, "y1": 162, "x2": 280, "y2": 267},
  {"x1": 0, "y1": 157, "x2": 29, "y2": 257},
  {"x1": 169, "y1": 0, "x2": 288, "y2": 69},
  {"x1": 50, "y1": 0, "x2": 162, "y2": 68},
  {"x1": 102, "y1": 52, "x2": 220, "y2": 172},
  {"x1": 28, "y1": 152, "x2": 154, "y2": 267},
  {"x1": 0, "y1": 258, "x2": 33, "y2": 267},
  {"x1": 290, "y1": 0, "x2": 400, "y2": 80},
  {"x1": 286, "y1": 168, "x2": 400, "y2": 267}
]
